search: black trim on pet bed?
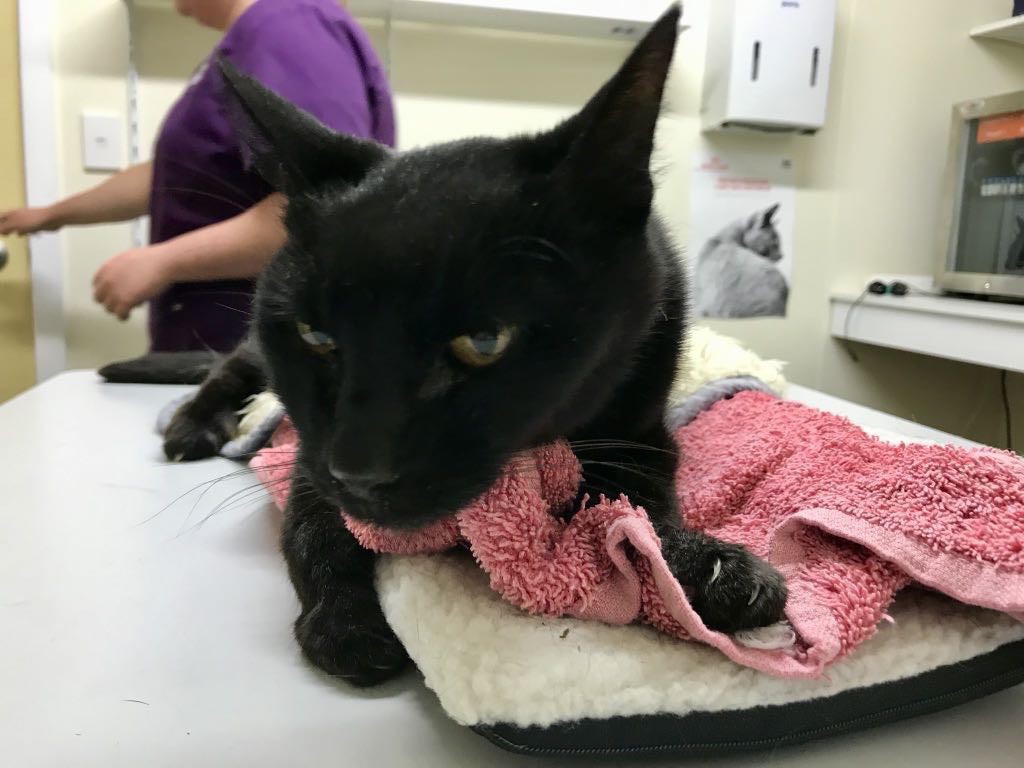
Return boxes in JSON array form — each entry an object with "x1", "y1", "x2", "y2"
[{"x1": 473, "y1": 638, "x2": 1024, "y2": 758}]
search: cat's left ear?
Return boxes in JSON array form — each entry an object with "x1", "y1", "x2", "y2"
[
  {"x1": 217, "y1": 58, "x2": 387, "y2": 195},
  {"x1": 762, "y1": 203, "x2": 780, "y2": 227},
  {"x1": 530, "y1": 4, "x2": 681, "y2": 219}
]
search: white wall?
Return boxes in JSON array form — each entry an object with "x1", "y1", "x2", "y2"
[{"x1": 49, "y1": 0, "x2": 1024, "y2": 448}]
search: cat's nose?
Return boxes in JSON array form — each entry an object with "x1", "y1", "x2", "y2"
[{"x1": 329, "y1": 465, "x2": 397, "y2": 500}]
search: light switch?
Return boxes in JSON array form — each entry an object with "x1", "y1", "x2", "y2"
[{"x1": 81, "y1": 113, "x2": 123, "y2": 172}]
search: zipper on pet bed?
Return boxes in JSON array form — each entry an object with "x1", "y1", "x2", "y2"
[{"x1": 473, "y1": 665, "x2": 1024, "y2": 758}]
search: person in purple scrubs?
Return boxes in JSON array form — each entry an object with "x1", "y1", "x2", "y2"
[{"x1": 0, "y1": 0, "x2": 394, "y2": 352}]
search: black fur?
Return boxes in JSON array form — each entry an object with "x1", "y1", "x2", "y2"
[
  {"x1": 99, "y1": 351, "x2": 219, "y2": 385},
  {"x1": 162, "y1": 338, "x2": 266, "y2": 461},
  {"x1": 165, "y1": 6, "x2": 786, "y2": 685}
]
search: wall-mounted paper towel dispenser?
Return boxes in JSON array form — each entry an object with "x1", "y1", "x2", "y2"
[{"x1": 701, "y1": 0, "x2": 837, "y2": 134}]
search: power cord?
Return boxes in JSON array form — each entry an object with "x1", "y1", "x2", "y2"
[
  {"x1": 1001, "y1": 369, "x2": 1015, "y2": 453},
  {"x1": 842, "y1": 280, "x2": 904, "y2": 361},
  {"x1": 843, "y1": 280, "x2": 946, "y2": 362},
  {"x1": 841, "y1": 285, "x2": 874, "y2": 362},
  {"x1": 844, "y1": 279, "x2": 1017, "y2": 453}
]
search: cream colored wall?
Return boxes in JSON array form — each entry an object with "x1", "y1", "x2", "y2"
[
  {"x1": 659, "y1": 0, "x2": 1023, "y2": 450},
  {"x1": 814, "y1": 0, "x2": 1024, "y2": 450},
  {"x1": 52, "y1": 1, "x2": 219, "y2": 370},
  {"x1": 654, "y1": 0, "x2": 846, "y2": 389},
  {"x1": 54, "y1": 0, "x2": 137, "y2": 369},
  {"x1": 50, "y1": 0, "x2": 1023, "y2": 448}
]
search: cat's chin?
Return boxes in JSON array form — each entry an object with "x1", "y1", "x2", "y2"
[
  {"x1": 345, "y1": 508, "x2": 456, "y2": 532},
  {"x1": 307, "y1": 469, "x2": 464, "y2": 531},
  {"x1": 336, "y1": 492, "x2": 457, "y2": 532}
]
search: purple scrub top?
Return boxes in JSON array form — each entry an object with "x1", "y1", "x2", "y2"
[{"x1": 148, "y1": 0, "x2": 395, "y2": 352}]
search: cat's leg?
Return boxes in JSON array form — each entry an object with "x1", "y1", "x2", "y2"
[
  {"x1": 281, "y1": 472, "x2": 409, "y2": 686},
  {"x1": 163, "y1": 336, "x2": 267, "y2": 461},
  {"x1": 576, "y1": 426, "x2": 787, "y2": 632}
]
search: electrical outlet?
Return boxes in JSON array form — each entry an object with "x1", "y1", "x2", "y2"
[
  {"x1": 81, "y1": 112, "x2": 123, "y2": 172},
  {"x1": 866, "y1": 273, "x2": 937, "y2": 293}
]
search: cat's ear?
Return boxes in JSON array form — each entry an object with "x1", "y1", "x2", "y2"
[
  {"x1": 527, "y1": 4, "x2": 680, "y2": 217},
  {"x1": 217, "y1": 57, "x2": 386, "y2": 195},
  {"x1": 762, "y1": 203, "x2": 780, "y2": 227}
]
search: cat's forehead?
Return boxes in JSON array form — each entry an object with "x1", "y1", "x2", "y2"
[
  {"x1": 373, "y1": 138, "x2": 522, "y2": 199},
  {"x1": 312, "y1": 142, "x2": 532, "y2": 260}
]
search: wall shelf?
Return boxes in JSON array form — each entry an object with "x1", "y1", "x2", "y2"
[
  {"x1": 830, "y1": 292, "x2": 1024, "y2": 373},
  {"x1": 970, "y1": 16, "x2": 1024, "y2": 45},
  {"x1": 126, "y1": 0, "x2": 674, "y2": 41}
]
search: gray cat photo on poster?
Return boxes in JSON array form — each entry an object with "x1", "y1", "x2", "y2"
[{"x1": 694, "y1": 203, "x2": 788, "y2": 318}]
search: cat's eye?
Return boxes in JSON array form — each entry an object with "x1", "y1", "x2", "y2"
[
  {"x1": 296, "y1": 321, "x2": 336, "y2": 355},
  {"x1": 449, "y1": 326, "x2": 515, "y2": 368}
]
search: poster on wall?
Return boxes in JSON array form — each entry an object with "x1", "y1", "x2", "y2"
[{"x1": 689, "y1": 151, "x2": 796, "y2": 319}]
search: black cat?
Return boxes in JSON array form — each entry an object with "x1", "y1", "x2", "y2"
[{"x1": 159, "y1": 6, "x2": 786, "y2": 686}]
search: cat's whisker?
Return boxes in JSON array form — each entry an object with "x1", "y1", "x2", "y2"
[
  {"x1": 579, "y1": 469, "x2": 661, "y2": 510},
  {"x1": 579, "y1": 459, "x2": 672, "y2": 483},
  {"x1": 162, "y1": 158, "x2": 265, "y2": 205},
  {"x1": 205, "y1": 477, "x2": 311, "y2": 519},
  {"x1": 213, "y1": 303, "x2": 254, "y2": 317},
  {"x1": 180, "y1": 469, "x2": 243, "y2": 529},
  {"x1": 195, "y1": 484, "x2": 272, "y2": 520},
  {"x1": 140, "y1": 455, "x2": 301, "y2": 532},
  {"x1": 152, "y1": 186, "x2": 253, "y2": 214},
  {"x1": 570, "y1": 439, "x2": 676, "y2": 455},
  {"x1": 176, "y1": 478, "x2": 288, "y2": 536},
  {"x1": 184, "y1": 290, "x2": 259, "y2": 299},
  {"x1": 136, "y1": 466, "x2": 262, "y2": 526}
]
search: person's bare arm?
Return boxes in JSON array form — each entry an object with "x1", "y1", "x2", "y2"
[
  {"x1": 153, "y1": 192, "x2": 286, "y2": 282},
  {"x1": 93, "y1": 193, "x2": 286, "y2": 320},
  {"x1": 0, "y1": 162, "x2": 152, "y2": 235}
]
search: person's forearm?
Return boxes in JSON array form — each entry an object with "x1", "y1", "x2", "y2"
[
  {"x1": 50, "y1": 162, "x2": 153, "y2": 227},
  {"x1": 152, "y1": 194, "x2": 286, "y2": 283}
]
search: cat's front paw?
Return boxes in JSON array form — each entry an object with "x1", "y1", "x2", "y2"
[
  {"x1": 689, "y1": 543, "x2": 787, "y2": 633},
  {"x1": 163, "y1": 405, "x2": 234, "y2": 461},
  {"x1": 294, "y1": 590, "x2": 410, "y2": 687}
]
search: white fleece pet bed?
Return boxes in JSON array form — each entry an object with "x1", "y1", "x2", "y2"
[{"x1": 371, "y1": 331, "x2": 1024, "y2": 757}]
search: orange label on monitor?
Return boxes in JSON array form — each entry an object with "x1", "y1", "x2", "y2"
[{"x1": 977, "y1": 111, "x2": 1024, "y2": 143}]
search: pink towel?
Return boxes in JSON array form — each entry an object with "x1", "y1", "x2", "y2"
[{"x1": 252, "y1": 391, "x2": 1024, "y2": 677}]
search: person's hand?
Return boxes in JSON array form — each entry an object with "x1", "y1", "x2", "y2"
[
  {"x1": 93, "y1": 247, "x2": 171, "y2": 321},
  {"x1": 0, "y1": 206, "x2": 58, "y2": 235}
]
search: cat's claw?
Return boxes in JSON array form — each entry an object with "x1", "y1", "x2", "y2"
[
  {"x1": 710, "y1": 556, "x2": 766, "y2": 608},
  {"x1": 748, "y1": 582, "x2": 761, "y2": 606},
  {"x1": 709, "y1": 557, "x2": 723, "y2": 585},
  {"x1": 691, "y1": 543, "x2": 787, "y2": 633},
  {"x1": 163, "y1": 402, "x2": 235, "y2": 462}
]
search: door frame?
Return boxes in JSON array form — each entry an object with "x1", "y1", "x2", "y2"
[{"x1": 18, "y1": 0, "x2": 65, "y2": 381}]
